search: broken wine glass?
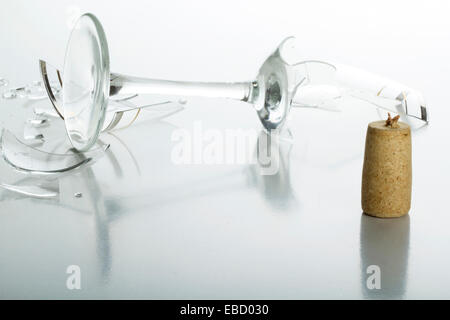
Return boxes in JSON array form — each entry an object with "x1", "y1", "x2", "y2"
[{"x1": 53, "y1": 13, "x2": 428, "y2": 152}]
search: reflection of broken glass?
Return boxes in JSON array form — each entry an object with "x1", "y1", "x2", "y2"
[
  {"x1": 0, "y1": 129, "x2": 109, "y2": 174},
  {"x1": 0, "y1": 182, "x2": 58, "y2": 199}
]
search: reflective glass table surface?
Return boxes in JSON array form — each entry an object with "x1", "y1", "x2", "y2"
[{"x1": 0, "y1": 0, "x2": 449, "y2": 299}]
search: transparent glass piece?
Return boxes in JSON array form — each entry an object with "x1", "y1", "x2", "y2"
[
  {"x1": 251, "y1": 40, "x2": 347, "y2": 128},
  {"x1": 34, "y1": 106, "x2": 60, "y2": 118},
  {"x1": 101, "y1": 106, "x2": 140, "y2": 132},
  {"x1": 37, "y1": 71, "x2": 182, "y2": 133},
  {"x1": 62, "y1": 13, "x2": 110, "y2": 151},
  {"x1": 24, "y1": 81, "x2": 47, "y2": 100},
  {"x1": 0, "y1": 78, "x2": 8, "y2": 87},
  {"x1": 0, "y1": 182, "x2": 58, "y2": 199},
  {"x1": 50, "y1": 14, "x2": 428, "y2": 151},
  {"x1": 0, "y1": 129, "x2": 109, "y2": 175},
  {"x1": 40, "y1": 59, "x2": 139, "y2": 120},
  {"x1": 102, "y1": 101, "x2": 184, "y2": 131},
  {"x1": 2, "y1": 89, "x2": 17, "y2": 99},
  {"x1": 2, "y1": 80, "x2": 57, "y2": 101},
  {"x1": 110, "y1": 93, "x2": 138, "y2": 102},
  {"x1": 22, "y1": 138, "x2": 45, "y2": 148},
  {"x1": 40, "y1": 58, "x2": 185, "y2": 132},
  {"x1": 23, "y1": 125, "x2": 44, "y2": 141},
  {"x1": 335, "y1": 65, "x2": 428, "y2": 121},
  {"x1": 274, "y1": 38, "x2": 428, "y2": 122},
  {"x1": 11, "y1": 87, "x2": 27, "y2": 98},
  {"x1": 39, "y1": 60, "x2": 63, "y2": 117},
  {"x1": 27, "y1": 118, "x2": 50, "y2": 127}
]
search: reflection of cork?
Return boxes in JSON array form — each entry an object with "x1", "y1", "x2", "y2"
[
  {"x1": 360, "y1": 214, "x2": 410, "y2": 298},
  {"x1": 361, "y1": 116, "x2": 412, "y2": 218}
]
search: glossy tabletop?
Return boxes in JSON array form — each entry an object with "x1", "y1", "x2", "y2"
[{"x1": 0, "y1": 0, "x2": 449, "y2": 299}]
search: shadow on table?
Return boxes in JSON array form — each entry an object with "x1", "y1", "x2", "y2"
[{"x1": 360, "y1": 213, "x2": 410, "y2": 299}]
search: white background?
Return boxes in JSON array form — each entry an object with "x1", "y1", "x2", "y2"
[{"x1": 1, "y1": 0, "x2": 450, "y2": 299}]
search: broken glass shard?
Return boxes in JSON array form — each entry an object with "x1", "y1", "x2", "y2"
[
  {"x1": 0, "y1": 129, "x2": 109, "y2": 174},
  {"x1": 27, "y1": 118, "x2": 50, "y2": 127},
  {"x1": 0, "y1": 182, "x2": 58, "y2": 199},
  {"x1": 34, "y1": 107, "x2": 60, "y2": 118},
  {"x1": 24, "y1": 81, "x2": 47, "y2": 100},
  {"x1": 2, "y1": 89, "x2": 17, "y2": 99},
  {"x1": 23, "y1": 126, "x2": 44, "y2": 141},
  {"x1": 102, "y1": 100, "x2": 184, "y2": 131}
]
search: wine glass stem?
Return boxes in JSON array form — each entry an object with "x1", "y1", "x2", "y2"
[{"x1": 110, "y1": 73, "x2": 254, "y2": 103}]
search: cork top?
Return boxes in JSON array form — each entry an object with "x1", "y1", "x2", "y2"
[
  {"x1": 369, "y1": 120, "x2": 410, "y2": 131},
  {"x1": 368, "y1": 113, "x2": 410, "y2": 133}
]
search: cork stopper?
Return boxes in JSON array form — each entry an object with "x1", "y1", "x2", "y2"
[{"x1": 361, "y1": 114, "x2": 412, "y2": 218}]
